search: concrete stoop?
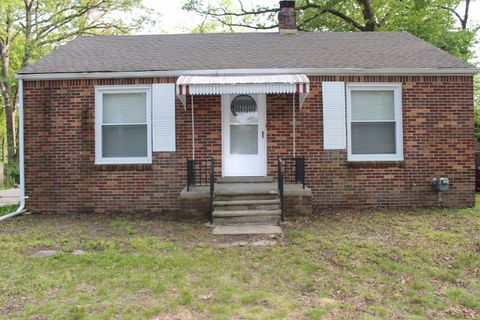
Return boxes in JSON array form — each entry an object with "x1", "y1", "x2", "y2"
[
  {"x1": 213, "y1": 178, "x2": 282, "y2": 227},
  {"x1": 212, "y1": 225, "x2": 283, "y2": 235},
  {"x1": 179, "y1": 177, "x2": 313, "y2": 226}
]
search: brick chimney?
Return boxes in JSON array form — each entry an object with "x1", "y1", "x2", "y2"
[{"x1": 278, "y1": 1, "x2": 296, "y2": 34}]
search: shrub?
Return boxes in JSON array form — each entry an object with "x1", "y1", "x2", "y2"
[{"x1": 3, "y1": 161, "x2": 19, "y2": 188}]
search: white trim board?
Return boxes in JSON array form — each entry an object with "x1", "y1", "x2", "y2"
[
  {"x1": 346, "y1": 83, "x2": 404, "y2": 162},
  {"x1": 221, "y1": 94, "x2": 267, "y2": 177},
  {"x1": 94, "y1": 85, "x2": 153, "y2": 165},
  {"x1": 16, "y1": 67, "x2": 478, "y2": 80}
]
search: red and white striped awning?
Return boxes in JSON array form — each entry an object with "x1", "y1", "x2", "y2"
[{"x1": 176, "y1": 74, "x2": 310, "y2": 109}]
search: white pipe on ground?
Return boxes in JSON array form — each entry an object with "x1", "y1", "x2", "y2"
[{"x1": 0, "y1": 79, "x2": 26, "y2": 221}]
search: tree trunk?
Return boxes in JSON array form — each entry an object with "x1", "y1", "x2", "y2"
[
  {"x1": 0, "y1": 1, "x2": 34, "y2": 165},
  {"x1": 22, "y1": 0, "x2": 35, "y2": 67},
  {"x1": 357, "y1": 0, "x2": 376, "y2": 31},
  {"x1": 462, "y1": 0, "x2": 470, "y2": 30},
  {"x1": 0, "y1": 12, "x2": 17, "y2": 163},
  {"x1": 0, "y1": 89, "x2": 16, "y2": 163}
]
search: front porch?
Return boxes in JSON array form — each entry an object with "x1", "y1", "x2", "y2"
[
  {"x1": 179, "y1": 158, "x2": 313, "y2": 225},
  {"x1": 175, "y1": 74, "x2": 313, "y2": 225}
]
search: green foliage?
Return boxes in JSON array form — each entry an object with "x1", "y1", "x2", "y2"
[
  {"x1": 373, "y1": 0, "x2": 476, "y2": 61},
  {"x1": 0, "y1": 0, "x2": 153, "y2": 173},
  {"x1": 0, "y1": 0, "x2": 152, "y2": 71},
  {"x1": 184, "y1": 0, "x2": 478, "y2": 61},
  {"x1": 3, "y1": 161, "x2": 19, "y2": 188},
  {"x1": 0, "y1": 204, "x2": 18, "y2": 217},
  {"x1": 187, "y1": 0, "x2": 236, "y2": 33}
]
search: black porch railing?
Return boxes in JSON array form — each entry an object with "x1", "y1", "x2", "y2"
[
  {"x1": 279, "y1": 157, "x2": 305, "y2": 189},
  {"x1": 277, "y1": 157, "x2": 285, "y2": 223},
  {"x1": 278, "y1": 156, "x2": 306, "y2": 222},
  {"x1": 186, "y1": 158, "x2": 213, "y2": 190},
  {"x1": 186, "y1": 158, "x2": 215, "y2": 224}
]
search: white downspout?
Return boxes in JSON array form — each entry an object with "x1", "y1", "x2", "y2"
[
  {"x1": 0, "y1": 79, "x2": 26, "y2": 221},
  {"x1": 292, "y1": 93, "x2": 296, "y2": 158},
  {"x1": 191, "y1": 95, "x2": 195, "y2": 159}
]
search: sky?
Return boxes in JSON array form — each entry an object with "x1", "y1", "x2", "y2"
[
  {"x1": 140, "y1": 0, "x2": 480, "y2": 61},
  {"x1": 141, "y1": 0, "x2": 278, "y2": 34}
]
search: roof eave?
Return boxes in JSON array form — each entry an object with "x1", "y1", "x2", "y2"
[{"x1": 15, "y1": 67, "x2": 479, "y2": 80}]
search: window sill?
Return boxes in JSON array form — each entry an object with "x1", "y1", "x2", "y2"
[
  {"x1": 95, "y1": 157, "x2": 152, "y2": 166},
  {"x1": 94, "y1": 164, "x2": 153, "y2": 171},
  {"x1": 347, "y1": 161, "x2": 406, "y2": 168}
]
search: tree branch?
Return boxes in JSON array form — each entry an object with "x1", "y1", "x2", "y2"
[
  {"x1": 323, "y1": 8, "x2": 367, "y2": 31},
  {"x1": 185, "y1": 0, "x2": 369, "y2": 32},
  {"x1": 35, "y1": 1, "x2": 107, "y2": 38},
  {"x1": 356, "y1": 0, "x2": 375, "y2": 31},
  {"x1": 209, "y1": 14, "x2": 277, "y2": 30},
  {"x1": 36, "y1": 22, "x2": 127, "y2": 46},
  {"x1": 440, "y1": 5, "x2": 464, "y2": 27}
]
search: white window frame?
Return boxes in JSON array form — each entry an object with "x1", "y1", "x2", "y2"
[
  {"x1": 346, "y1": 83, "x2": 403, "y2": 161},
  {"x1": 95, "y1": 85, "x2": 152, "y2": 164}
]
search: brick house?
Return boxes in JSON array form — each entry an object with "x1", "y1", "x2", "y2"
[
  {"x1": 476, "y1": 141, "x2": 480, "y2": 192},
  {"x1": 14, "y1": 1, "x2": 477, "y2": 224}
]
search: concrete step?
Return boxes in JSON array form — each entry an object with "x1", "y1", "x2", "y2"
[
  {"x1": 213, "y1": 209, "x2": 281, "y2": 224},
  {"x1": 212, "y1": 225, "x2": 283, "y2": 235},
  {"x1": 215, "y1": 204, "x2": 280, "y2": 211},
  {"x1": 212, "y1": 180, "x2": 281, "y2": 227},
  {"x1": 214, "y1": 215, "x2": 281, "y2": 225},
  {"x1": 214, "y1": 199, "x2": 280, "y2": 206},
  {"x1": 215, "y1": 194, "x2": 278, "y2": 201},
  {"x1": 213, "y1": 199, "x2": 280, "y2": 211},
  {"x1": 215, "y1": 183, "x2": 277, "y2": 196},
  {"x1": 213, "y1": 209, "x2": 281, "y2": 218},
  {"x1": 217, "y1": 176, "x2": 274, "y2": 184}
]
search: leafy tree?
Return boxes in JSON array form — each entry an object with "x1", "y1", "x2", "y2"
[
  {"x1": 183, "y1": 0, "x2": 477, "y2": 61},
  {"x1": 0, "y1": 0, "x2": 151, "y2": 164},
  {"x1": 189, "y1": 0, "x2": 236, "y2": 33}
]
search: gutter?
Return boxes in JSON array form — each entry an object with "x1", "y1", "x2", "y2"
[
  {"x1": 15, "y1": 67, "x2": 479, "y2": 81},
  {"x1": 0, "y1": 79, "x2": 26, "y2": 221}
]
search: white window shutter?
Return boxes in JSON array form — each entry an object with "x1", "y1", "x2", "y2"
[
  {"x1": 152, "y1": 83, "x2": 176, "y2": 152},
  {"x1": 322, "y1": 82, "x2": 346, "y2": 150}
]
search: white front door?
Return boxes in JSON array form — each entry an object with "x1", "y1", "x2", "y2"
[{"x1": 222, "y1": 94, "x2": 266, "y2": 176}]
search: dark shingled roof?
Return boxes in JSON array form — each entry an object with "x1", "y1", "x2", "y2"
[{"x1": 18, "y1": 32, "x2": 475, "y2": 75}]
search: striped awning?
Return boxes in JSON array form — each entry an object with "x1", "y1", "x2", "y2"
[{"x1": 176, "y1": 74, "x2": 310, "y2": 109}]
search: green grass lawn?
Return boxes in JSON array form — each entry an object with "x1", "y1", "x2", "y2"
[
  {"x1": 1, "y1": 197, "x2": 479, "y2": 320},
  {"x1": 0, "y1": 204, "x2": 18, "y2": 218}
]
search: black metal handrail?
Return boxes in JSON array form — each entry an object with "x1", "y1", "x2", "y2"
[
  {"x1": 279, "y1": 157, "x2": 305, "y2": 189},
  {"x1": 187, "y1": 158, "x2": 211, "y2": 190},
  {"x1": 186, "y1": 158, "x2": 215, "y2": 223},
  {"x1": 209, "y1": 158, "x2": 214, "y2": 224},
  {"x1": 278, "y1": 156, "x2": 306, "y2": 222},
  {"x1": 277, "y1": 157, "x2": 285, "y2": 222}
]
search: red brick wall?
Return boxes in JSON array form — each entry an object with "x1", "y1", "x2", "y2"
[{"x1": 23, "y1": 75, "x2": 475, "y2": 214}]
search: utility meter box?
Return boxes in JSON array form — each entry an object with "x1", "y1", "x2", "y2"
[{"x1": 432, "y1": 178, "x2": 449, "y2": 191}]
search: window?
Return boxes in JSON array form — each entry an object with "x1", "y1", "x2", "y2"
[
  {"x1": 230, "y1": 95, "x2": 258, "y2": 155},
  {"x1": 347, "y1": 84, "x2": 403, "y2": 161},
  {"x1": 95, "y1": 86, "x2": 152, "y2": 164}
]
